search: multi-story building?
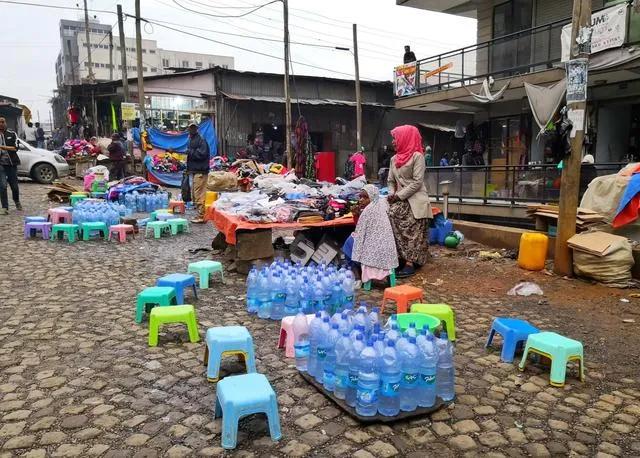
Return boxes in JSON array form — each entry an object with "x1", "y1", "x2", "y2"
[{"x1": 55, "y1": 19, "x2": 234, "y2": 87}]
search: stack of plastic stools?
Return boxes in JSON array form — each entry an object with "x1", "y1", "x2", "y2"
[
  {"x1": 145, "y1": 221, "x2": 171, "y2": 238},
  {"x1": 109, "y1": 224, "x2": 135, "y2": 242},
  {"x1": 485, "y1": 317, "x2": 539, "y2": 362},
  {"x1": 135, "y1": 286, "x2": 177, "y2": 323},
  {"x1": 48, "y1": 208, "x2": 72, "y2": 224},
  {"x1": 205, "y1": 326, "x2": 257, "y2": 382},
  {"x1": 214, "y1": 373, "x2": 282, "y2": 449},
  {"x1": 168, "y1": 218, "x2": 190, "y2": 235},
  {"x1": 381, "y1": 284, "x2": 425, "y2": 314},
  {"x1": 278, "y1": 314, "x2": 315, "y2": 358},
  {"x1": 50, "y1": 223, "x2": 81, "y2": 243},
  {"x1": 363, "y1": 268, "x2": 396, "y2": 291},
  {"x1": 411, "y1": 303, "x2": 457, "y2": 341},
  {"x1": 24, "y1": 221, "x2": 52, "y2": 240},
  {"x1": 81, "y1": 221, "x2": 108, "y2": 241},
  {"x1": 148, "y1": 304, "x2": 200, "y2": 347},
  {"x1": 187, "y1": 260, "x2": 224, "y2": 289},
  {"x1": 519, "y1": 331, "x2": 585, "y2": 386},
  {"x1": 156, "y1": 273, "x2": 197, "y2": 305}
]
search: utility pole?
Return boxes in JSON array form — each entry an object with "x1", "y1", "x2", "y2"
[
  {"x1": 353, "y1": 23, "x2": 362, "y2": 150},
  {"x1": 135, "y1": 0, "x2": 146, "y2": 128},
  {"x1": 283, "y1": 0, "x2": 292, "y2": 169},
  {"x1": 554, "y1": 0, "x2": 591, "y2": 276},
  {"x1": 66, "y1": 41, "x2": 76, "y2": 85},
  {"x1": 108, "y1": 31, "x2": 114, "y2": 80},
  {"x1": 117, "y1": 4, "x2": 129, "y2": 101},
  {"x1": 83, "y1": 0, "x2": 95, "y2": 82}
]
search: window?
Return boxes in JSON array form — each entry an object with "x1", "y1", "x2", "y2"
[
  {"x1": 84, "y1": 62, "x2": 90, "y2": 67},
  {"x1": 182, "y1": 60, "x2": 189, "y2": 68},
  {"x1": 150, "y1": 49, "x2": 156, "y2": 54},
  {"x1": 142, "y1": 49, "x2": 146, "y2": 53},
  {"x1": 162, "y1": 58, "x2": 169, "y2": 67},
  {"x1": 195, "y1": 61, "x2": 203, "y2": 68},
  {"x1": 151, "y1": 67, "x2": 158, "y2": 72},
  {"x1": 209, "y1": 63, "x2": 215, "y2": 69},
  {"x1": 143, "y1": 66, "x2": 148, "y2": 72},
  {"x1": 491, "y1": 0, "x2": 533, "y2": 75},
  {"x1": 222, "y1": 64, "x2": 228, "y2": 69}
]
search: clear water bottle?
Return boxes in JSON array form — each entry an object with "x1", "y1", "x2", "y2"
[
  {"x1": 418, "y1": 333, "x2": 438, "y2": 408},
  {"x1": 321, "y1": 274, "x2": 333, "y2": 313},
  {"x1": 307, "y1": 312, "x2": 324, "y2": 379},
  {"x1": 353, "y1": 307, "x2": 367, "y2": 334},
  {"x1": 399, "y1": 336, "x2": 420, "y2": 412},
  {"x1": 346, "y1": 333, "x2": 365, "y2": 407},
  {"x1": 333, "y1": 332, "x2": 352, "y2": 400},
  {"x1": 292, "y1": 312, "x2": 310, "y2": 372},
  {"x1": 385, "y1": 313, "x2": 398, "y2": 330},
  {"x1": 338, "y1": 310, "x2": 352, "y2": 335},
  {"x1": 436, "y1": 331, "x2": 455, "y2": 401},
  {"x1": 314, "y1": 317, "x2": 331, "y2": 383},
  {"x1": 311, "y1": 276, "x2": 326, "y2": 314},
  {"x1": 385, "y1": 323, "x2": 401, "y2": 343},
  {"x1": 299, "y1": 278, "x2": 313, "y2": 314},
  {"x1": 406, "y1": 322, "x2": 418, "y2": 338},
  {"x1": 329, "y1": 281, "x2": 343, "y2": 314},
  {"x1": 323, "y1": 324, "x2": 341, "y2": 392},
  {"x1": 246, "y1": 267, "x2": 259, "y2": 314},
  {"x1": 368, "y1": 307, "x2": 381, "y2": 332},
  {"x1": 396, "y1": 331, "x2": 409, "y2": 354},
  {"x1": 341, "y1": 275, "x2": 355, "y2": 310},
  {"x1": 283, "y1": 276, "x2": 299, "y2": 316},
  {"x1": 349, "y1": 324, "x2": 366, "y2": 342},
  {"x1": 378, "y1": 339, "x2": 401, "y2": 417},
  {"x1": 270, "y1": 273, "x2": 285, "y2": 321},
  {"x1": 256, "y1": 269, "x2": 272, "y2": 319},
  {"x1": 356, "y1": 338, "x2": 380, "y2": 417}
]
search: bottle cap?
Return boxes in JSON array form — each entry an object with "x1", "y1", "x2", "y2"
[
  {"x1": 356, "y1": 334, "x2": 363, "y2": 341},
  {"x1": 315, "y1": 311, "x2": 322, "y2": 317},
  {"x1": 409, "y1": 322, "x2": 416, "y2": 328},
  {"x1": 387, "y1": 339, "x2": 396, "y2": 347},
  {"x1": 331, "y1": 323, "x2": 339, "y2": 330},
  {"x1": 409, "y1": 336, "x2": 417, "y2": 344}
]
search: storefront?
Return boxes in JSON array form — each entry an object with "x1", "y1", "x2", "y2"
[{"x1": 145, "y1": 94, "x2": 214, "y2": 131}]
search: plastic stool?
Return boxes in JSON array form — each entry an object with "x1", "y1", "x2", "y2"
[
  {"x1": 167, "y1": 218, "x2": 190, "y2": 235},
  {"x1": 204, "y1": 326, "x2": 257, "y2": 382},
  {"x1": 410, "y1": 303, "x2": 457, "y2": 341},
  {"x1": 381, "y1": 285, "x2": 424, "y2": 314},
  {"x1": 156, "y1": 213, "x2": 179, "y2": 222},
  {"x1": 486, "y1": 317, "x2": 540, "y2": 362},
  {"x1": 135, "y1": 286, "x2": 177, "y2": 323},
  {"x1": 145, "y1": 221, "x2": 171, "y2": 238},
  {"x1": 24, "y1": 221, "x2": 52, "y2": 240},
  {"x1": 24, "y1": 216, "x2": 47, "y2": 223},
  {"x1": 70, "y1": 195, "x2": 87, "y2": 206},
  {"x1": 81, "y1": 221, "x2": 109, "y2": 241},
  {"x1": 47, "y1": 208, "x2": 72, "y2": 225},
  {"x1": 519, "y1": 331, "x2": 585, "y2": 387},
  {"x1": 148, "y1": 304, "x2": 200, "y2": 346},
  {"x1": 108, "y1": 224, "x2": 135, "y2": 242},
  {"x1": 278, "y1": 314, "x2": 315, "y2": 358},
  {"x1": 71, "y1": 192, "x2": 88, "y2": 196},
  {"x1": 156, "y1": 273, "x2": 198, "y2": 305},
  {"x1": 169, "y1": 200, "x2": 186, "y2": 214},
  {"x1": 187, "y1": 260, "x2": 224, "y2": 289},
  {"x1": 214, "y1": 373, "x2": 282, "y2": 449},
  {"x1": 150, "y1": 209, "x2": 171, "y2": 222},
  {"x1": 50, "y1": 223, "x2": 81, "y2": 243},
  {"x1": 363, "y1": 268, "x2": 396, "y2": 291}
]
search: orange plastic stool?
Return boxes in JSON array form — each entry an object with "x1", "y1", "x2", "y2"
[
  {"x1": 169, "y1": 200, "x2": 186, "y2": 214},
  {"x1": 381, "y1": 285, "x2": 425, "y2": 314}
]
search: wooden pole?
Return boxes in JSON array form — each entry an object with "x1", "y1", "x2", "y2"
[
  {"x1": 135, "y1": 0, "x2": 146, "y2": 127},
  {"x1": 117, "y1": 4, "x2": 129, "y2": 101},
  {"x1": 353, "y1": 24, "x2": 362, "y2": 150},
  {"x1": 283, "y1": 0, "x2": 292, "y2": 169},
  {"x1": 108, "y1": 31, "x2": 114, "y2": 81},
  {"x1": 83, "y1": 0, "x2": 95, "y2": 82},
  {"x1": 553, "y1": 0, "x2": 591, "y2": 276}
]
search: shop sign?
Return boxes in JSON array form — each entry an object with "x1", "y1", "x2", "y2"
[
  {"x1": 394, "y1": 62, "x2": 417, "y2": 97},
  {"x1": 121, "y1": 102, "x2": 137, "y2": 120},
  {"x1": 566, "y1": 58, "x2": 588, "y2": 103}
]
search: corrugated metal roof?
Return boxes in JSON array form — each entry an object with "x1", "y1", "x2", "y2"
[
  {"x1": 417, "y1": 122, "x2": 456, "y2": 132},
  {"x1": 220, "y1": 91, "x2": 392, "y2": 108}
]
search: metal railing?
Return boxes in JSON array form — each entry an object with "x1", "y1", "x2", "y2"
[{"x1": 426, "y1": 163, "x2": 626, "y2": 205}]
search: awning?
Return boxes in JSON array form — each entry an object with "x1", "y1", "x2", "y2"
[
  {"x1": 220, "y1": 91, "x2": 392, "y2": 108},
  {"x1": 417, "y1": 122, "x2": 456, "y2": 133}
]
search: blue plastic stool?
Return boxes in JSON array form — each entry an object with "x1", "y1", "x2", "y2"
[
  {"x1": 214, "y1": 373, "x2": 282, "y2": 449},
  {"x1": 486, "y1": 317, "x2": 540, "y2": 363},
  {"x1": 156, "y1": 273, "x2": 198, "y2": 305},
  {"x1": 205, "y1": 326, "x2": 257, "y2": 382}
]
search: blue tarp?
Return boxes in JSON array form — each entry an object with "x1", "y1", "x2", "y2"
[
  {"x1": 143, "y1": 156, "x2": 183, "y2": 187},
  {"x1": 132, "y1": 118, "x2": 218, "y2": 155}
]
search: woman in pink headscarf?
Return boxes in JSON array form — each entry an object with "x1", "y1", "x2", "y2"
[{"x1": 387, "y1": 125, "x2": 432, "y2": 277}]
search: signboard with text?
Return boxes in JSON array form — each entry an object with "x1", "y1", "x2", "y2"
[
  {"x1": 394, "y1": 62, "x2": 417, "y2": 97},
  {"x1": 121, "y1": 102, "x2": 137, "y2": 121}
]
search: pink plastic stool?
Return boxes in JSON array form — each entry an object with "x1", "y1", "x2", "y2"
[
  {"x1": 47, "y1": 208, "x2": 72, "y2": 225},
  {"x1": 108, "y1": 224, "x2": 135, "y2": 242},
  {"x1": 278, "y1": 314, "x2": 315, "y2": 358}
]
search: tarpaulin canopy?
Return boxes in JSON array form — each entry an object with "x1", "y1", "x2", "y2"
[
  {"x1": 143, "y1": 155, "x2": 183, "y2": 187},
  {"x1": 132, "y1": 118, "x2": 218, "y2": 155},
  {"x1": 525, "y1": 79, "x2": 567, "y2": 134}
]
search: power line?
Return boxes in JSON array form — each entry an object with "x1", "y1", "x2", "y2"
[
  {"x1": 171, "y1": 0, "x2": 280, "y2": 18},
  {"x1": 0, "y1": 0, "x2": 116, "y2": 15}
]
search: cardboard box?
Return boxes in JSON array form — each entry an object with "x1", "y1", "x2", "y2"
[
  {"x1": 311, "y1": 234, "x2": 340, "y2": 265},
  {"x1": 290, "y1": 233, "x2": 315, "y2": 266},
  {"x1": 236, "y1": 229, "x2": 274, "y2": 261}
]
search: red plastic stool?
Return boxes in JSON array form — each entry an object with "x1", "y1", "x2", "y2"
[
  {"x1": 47, "y1": 208, "x2": 72, "y2": 225},
  {"x1": 169, "y1": 200, "x2": 186, "y2": 214},
  {"x1": 381, "y1": 285, "x2": 425, "y2": 314},
  {"x1": 108, "y1": 224, "x2": 135, "y2": 242}
]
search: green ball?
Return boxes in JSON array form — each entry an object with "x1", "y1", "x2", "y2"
[{"x1": 444, "y1": 235, "x2": 460, "y2": 248}]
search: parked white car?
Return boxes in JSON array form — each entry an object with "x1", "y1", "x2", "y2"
[{"x1": 16, "y1": 139, "x2": 69, "y2": 184}]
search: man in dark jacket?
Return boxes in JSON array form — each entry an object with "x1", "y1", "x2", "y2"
[
  {"x1": 403, "y1": 45, "x2": 417, "y2": 64},
  {"x1": 107, "y1": 133, "x2": 127, "y2": 180},
  {"x1": 186, "y1": 122, "x2": 210, "y2": 223},
  {"x1": 0, "y1": 117, "x2": 22, "y2": 214},
  {"x1": 35, "y1": 122, "x2": 46, "y2": 149}
]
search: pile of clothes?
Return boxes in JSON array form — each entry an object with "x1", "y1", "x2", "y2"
[
  {"x1": 150, "y1": 152, "x2": 186, "y2": 173},
  {"x1": 62, "y1": 139, "x2": 101, "y2": 159}
]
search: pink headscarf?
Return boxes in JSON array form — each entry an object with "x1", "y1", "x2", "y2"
[{"x1": 391, "y1": 125, "x2": 424, "y2": 168}]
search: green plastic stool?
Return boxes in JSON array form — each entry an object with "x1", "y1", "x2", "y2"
[
  {"x1": 145, "y1": 221, "x2": 171, "y2": 238},
  {"x1": 411, "y1": 303, "x2": 457, "y2": 341},
  {"x1": 135, "y1": 286, "x2": 177, "y2": 323},
  {"x1": 188, "y1": 260, "x2": 224, "y2": 289},
  {"x1": 519, "y1": 331, "x2": 585, "y2": 387},
  {"x1": 50, "y1": 223, "x2": 81, "y2": 243},
  {"x1": 81, "y1": 221, "x2": 109, "y2": 241},
  {"x1": 396, "y1": 313, "x2": 441, "y2": 334},
  {"x1": 150, "y1": 209, "x2": 172, "y2": 222},
  {"x1": 363, "y1": 269, "x2": 396, "y2": 291},
  {"x1": 148, "y1": 304, "x2": 200, "y2": 346},
  {"x1": 70, "y1": 195, "x2": 87, "y2": 207},
  {"x1": 167, "y1": 218, "x2": 190, "y2": 235}
]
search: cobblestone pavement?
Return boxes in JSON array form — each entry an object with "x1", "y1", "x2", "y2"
[{"x1": 1, "y1": 181, "x2": 639, "y2": 458}]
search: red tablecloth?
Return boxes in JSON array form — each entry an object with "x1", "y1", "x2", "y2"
[{"x1": 205, "y1": 206, "x2": 354, "y2": 244}]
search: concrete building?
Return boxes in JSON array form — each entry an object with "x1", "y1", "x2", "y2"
[{"x1": 55, "y1": 19, "x2": 234, "y2": 86}]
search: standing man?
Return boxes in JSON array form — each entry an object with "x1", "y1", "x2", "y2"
[
  {"x1": 35, "y1": 122, "x2": 46, "y2": 149},
  {"x1": 403, "y1": 45, "x2": 417, "y2": 64},
  {"x1": 186, "y1": 122, "x2": 210, "y2": 223},
  {"x1": 23, "y1": 122, "x2": 37, "y2": 147},
  {"x1": 0, "y1": 117, "x2": 22, "y2": 214},
  {"x1": 107, "y1": 133, "x2": 127, "y2": 181}
]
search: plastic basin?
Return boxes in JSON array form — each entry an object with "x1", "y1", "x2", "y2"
[{"x1": 397, "y1": 313, "x2": 441, "y2": 333}]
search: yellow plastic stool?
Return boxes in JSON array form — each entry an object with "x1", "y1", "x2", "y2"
[
  {"x1": 148, "y1": 304, "x2": 200, "y2": 346},
  {"x1": 410, "y1": 303, "x2": 456, "y2": 341}
]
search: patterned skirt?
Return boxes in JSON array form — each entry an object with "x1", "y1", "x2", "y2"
[{"x1": 388, "y1": 200, "x2": 429, "y2": 265}]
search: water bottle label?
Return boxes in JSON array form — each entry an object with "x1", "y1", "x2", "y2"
[
  {"x1": 381, "y1": 380, "x2": 400, "y2": 397},
  {"x1": 294, "y1": 343, "x2": 309, "y2": 359},
  {"x1": 316, "y1": 347, "x2": 327, "y2": 359},
  {"x1": 402, "y1": 372, "x2": 419, "y2": 385},
  {"x1": 421, "y1": 374, "x2": 436, "y2": 385},
  {"x1": 348, "y1": 373, "x2": 358, "y2": 387},
  {"x1": 323, "y1": 369, "x2": 335, "y2": 384},
  {"x1": 275, "y1": 293, "x2": 286, "y2": 300},
  {"x1": 357, "y1": 387, "x2": 378, "y2": 405},
  {"x1": 335, "y1": 373, "x2": 349, "y2": 389},
  {"x1": 345, "y1": 295, "x2": 354, "y2": 302}
]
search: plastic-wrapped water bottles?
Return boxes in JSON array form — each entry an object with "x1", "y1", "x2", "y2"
[
  {"x1": 385, "y1": 323, "x2": 401, "y2": 343},
  {"x1": 346, "y1": 334, "x2": 365, "y2": 407},
  {"x1": 256, "y1": 269, "x2": 272, "y2": 319},
  {"x1": 384, "y1": 313, "x2": 398, "y2": 330},
  {"x1": 292, "y1": 312, "x2": 310, "y2": 372},
  {"x1": 333, "y1": 332, "x2": 352, "y2": 400},
  {"x1": 399, "y1": 336, "x2": 420, "y2": 412},
  {"x1": 322, "y1": 324, "x2": 341, "y2": 391},
  {"x1": 270, "y1": 273, "x2": 285, "y2": 321},
  {"x1": 299, "y1": 278, "x2": 313, "y2": 314},
  {"x1": 436, "y1": 331, "x2": 455, "y2": 401},
  {"x1": 246, "y1": 267, "x2": 259, "y2": 314},
  {"x1": 378, "y1": 340, "x2": 401, "y2": 416},
  {"x1": 314, "y1": 317, "x2": 331, "y2": 383},
  {"x1": 418, "y1": 333, "x2": 438, "y2": 408},
  {"x1": 307, "y1": 312, "x2": 324, "y2": 379},
  {"x1": 283, "y1": 276, "x2": 299, "y2": 316},
  {"x1": 356, "y1": 338, "x2": 380, "y2": 417},
  {"x1": 368, "y1": 307, "x2": 381, "y2": 332},
  {"x1": 341, "y1": 274, "x2": 355, "y2": 310}
]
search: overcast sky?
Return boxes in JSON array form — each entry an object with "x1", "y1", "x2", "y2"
[{"x1": 1, "y1": 0, "x2": 476, "y2": 122}]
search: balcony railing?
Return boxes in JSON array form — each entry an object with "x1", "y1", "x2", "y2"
[{"x1": 426, "y1": 163, "x2": 625, "y2": 205}]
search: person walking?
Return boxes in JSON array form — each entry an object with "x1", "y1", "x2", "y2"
[
  {"x1": 23, "y1": 122, "x2": 37, "y2": 147},
  {"x1": 186, "y1": 122, "x2": 210, "y2": 223},
  {"x1": 107, "y1": 133, "x2": 127, "y2": 181},
  {"x1": 35, "y1": 122, "x2": 46, "y2": 149},
  {"x1": 387, "y1": 125, "x2": 432, "y2": 278},
  {"x1": 0, "y1": 117, "x2": 22, "y2": 214}
]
